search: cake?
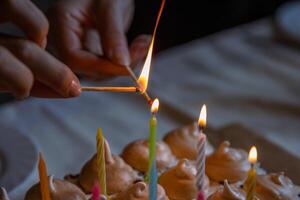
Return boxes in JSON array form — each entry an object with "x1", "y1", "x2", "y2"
[
  {"x1": 110, "y1": 181, "x2": 169, "y2": 200},
  {"x1": 255, "y1": 172, "x2": 300, "y2": 200},
  {"x1": 121, "y1": 139, "x2": 177, "y2": 173},
  {"x1": 0, "y1": 188, "x2": 9, "y2": 200},
  {"x1": 163, "y1": 123, "x2": 214, "y2": 160},
  {"x1": 208, "y1": 180, "x2": 246, "y2": 200},
  {"x1": 158, "y1": 159, "x2": 210, "y2": 200},
  {"x1": 79, "y1": 140, "x2": 141, "y2": 194},
  {"x1": 206, "y1": 141, "x2": 250, "y2": 183},
  {"x1": 22, "y1": 126, "x2": 300, "y2": 200},
  {"x1": 25, "y1": 176, "x2": 87, "y2": 200}
]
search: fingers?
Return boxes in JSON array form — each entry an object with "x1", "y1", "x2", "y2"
[
  {"x1": 0, "y1": 38, "x2": 81, "y2": 98},
  {"x1": 30, "y1": 81, "x2": 63, "y2": 98},
  {"x1": 83, "y1": 29, "x2": 103, "y2": 56},
  {"x1": 129, "y1": 34, "x2": 152, "y2": 68},
  {"x1": 95, "y1": 0, "x2": 132, "y2": 67},
  {"x1": 1, "y1": 0, "x2": 49, "y2": 47},
  {"x1": 0, "y1": 46, "x2": 33, "y2": 99},
  {"x1": 47, "y1": 4, "x2": 128, "y2": 78}
]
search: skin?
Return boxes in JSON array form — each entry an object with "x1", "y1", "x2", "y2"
[
  {"x1": 0, "y1": 0, "x2": 150, "y2": 99},
  {"x1": 0, "y1": 0, "x2": 81, "y2": 99},
  {"x1": 46, "y1": 0, "x2": 151, "y2": 80}
]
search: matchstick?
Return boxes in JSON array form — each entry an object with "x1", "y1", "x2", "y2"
[
  {"x1": 124, "y1": 65, "x2": 153, "y2": 104},
  {"x1": 81, "y1": 86, "x2": 139, "y2": 93}
]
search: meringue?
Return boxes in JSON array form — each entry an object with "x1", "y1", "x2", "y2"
[
  {"x1": 0, "y1": 187, "x2": 9, "y2": 200},
  {"x1": 25, "y1": 176, "x2": 87, "y2": 200},
  {"x1": 110, "y1": 181, "x2": 169, "y2": 200},
  {"x1": 158, "y1": 159, "x2": 209, "y2": 200},
  {"x1": 79, "y1": 140, "x2": 140, "y2": 194},
  {"x1": 164, "y1": 123, "x2": 214, "y2": 160},
  {"x1": 255, "y1": 173, "x2": 300, "y2": 200},
  {"x1": 206, "y1": 141, "x2": 250, "y2": 183},
  {"x1": 208, "y1": 180, "x2": 245, "y2": 200},
  {"x1": 122, "y1": 139, "x2": 177, "y2": 173}
]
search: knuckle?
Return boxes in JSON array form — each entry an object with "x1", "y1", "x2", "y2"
[
  {"x1": 33, "y1": 18, "x2": 49, "y2": 41},
  {"x1": 15, "y1": 40, "x2": 38, "y2": 59},
  {"x1": 15, "y1": 71, "x2": 34, "y2": 99}
]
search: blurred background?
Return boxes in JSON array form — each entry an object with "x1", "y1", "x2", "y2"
[
  {"x1": 0, "y1": 0, "x2": 295, "y2": 104},
  {"x1": 129, "y1": 0, "x2": 291, "y2": 49}
]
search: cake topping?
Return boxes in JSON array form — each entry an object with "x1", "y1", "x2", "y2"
[
  {"x1": 206, "y1": 141, "x2": 250, "y2": 183},
  {"x1": 25, "y1": 176, "x2": 87, "y2": 200},
  {"x1": 0, "y1": 187, "x2": 9, "y2": 200},
  {"x1": 121, "y1": 139, "x2": 177, "y2": 173},
  {"x1": 256, "y1": 172, "x2": 300, "y2": 200},
  {"x1": 79, "y1": 140, "x2": 140, "y2": 194},
  {"x1": 163, "y1": 123, "x2": 214, "y2": 160},
  {"x1": 158, "y1": 159, "x2": 209, "y2": 200},
  {"x1": 208, "y1": 180, "x2": 245, "y2": 200},
  {"x1": 110, "y1": 181, "x2": 169, "y2": 200}
]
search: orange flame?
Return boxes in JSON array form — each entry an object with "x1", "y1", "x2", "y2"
[
  {"x1": 248, "y1": 146, "x2": 257, "y2": 164},
  {"x1": 137, "y1": 0, "x2": 166, "y2": 93},
  {"x1": 198, "y1": 104, "x2": 207, "y2": 128},
  {"x1": 151, "y1": 98, "x2": 160, "y2": 114}
]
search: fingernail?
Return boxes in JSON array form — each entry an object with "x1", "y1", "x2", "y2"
[
  {"x1": 109, "y1": 46, "x2": 130, "y2": 67},
  {"x1": 68, "y1": 80, "x2": 81, "y2": 97}
]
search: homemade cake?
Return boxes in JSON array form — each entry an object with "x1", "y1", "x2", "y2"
[
  {"x1": 79, "y1": 140, "x2": 140, "y2": 194},
  {"x1": 158, "y1": 159, "x2": 210, "y2": 200},
  {"x1": 255, "y1": 172, "x2": 300, "y2": 200},
  {"x1": 208, "y1": 180, "x2": 246, "y2": 200},
  {"x1": 110, "y1": 181, "x2": 169, "y2": 200},
  {"x1": 164, "y1": 123, "x2": 214, "y2": 160},
  {"x1": 0, "y1": 188, "x2": 9, "y2": 200},
  {"x1": 121, "y1": 139, "x2": 177, "y2": 173},
  {"x1": 25, "y1": 176, "x2": 87, "y2": 200},
  {"x1": 206, "y1": 141, "x2": 250, "y2": 183}
]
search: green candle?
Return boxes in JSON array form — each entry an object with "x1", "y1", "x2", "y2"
[
  {"x1": 149, "y1": 113, "x2": 157, "y2": 167},
  {"x1": 148, "y1": 99, "x2": 159, "y2": 200},
  {"x1": 147, "y1": 99, "x2": 159, "y2": 177}
]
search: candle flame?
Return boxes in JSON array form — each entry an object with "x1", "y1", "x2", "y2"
[
  {"x1": 248, "y1": 146, "x2": 257, "y2": 164},
  {"x1": 137, "y1": 0, "x2": 166, "y2": 93},
  {"x1": 151, "y1": 98, "x2": 159, "y2": 114},
  {"x1": 198, "y1": 104, "x2": 207, "y2": 128}
]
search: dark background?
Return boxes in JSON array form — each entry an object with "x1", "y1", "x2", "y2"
[
  {"x1": 0, "y1": 0, "x2": 294, "y2": 103},
  {"x1": 129, "y1": 0, "x2": 292, "y2": 50}
]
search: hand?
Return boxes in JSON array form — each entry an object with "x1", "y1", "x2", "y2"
[
  {"x1": 47, "y1": 0, "x2": 151, "y2": 79},
  {"x1": 0, "y1": 0, "x2": 81, "y2": 99}
]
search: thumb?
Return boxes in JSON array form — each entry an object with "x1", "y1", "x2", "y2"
[{"x1": 94, "y1": 0, "x2": 130, "y2": 67}]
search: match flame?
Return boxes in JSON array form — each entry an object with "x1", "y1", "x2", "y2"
[
  {"x1": 137, "y1": 40, "x2": 154, "y2": 93},
  {"x1": 248, "y1": 146, "x2": 257, "y2": 164},
  {"x1": 137, "y1": 0, "x2": 166, "y2": 93},
  {"x1": 198, "y1": 104, "x2": 207, "y2": 128},
  {"x1": 151, "y1": 98, "x2": 159, "y2": 114}
]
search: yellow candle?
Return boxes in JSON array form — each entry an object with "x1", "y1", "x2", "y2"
[
  {"x1": 96, "y1": 129, "x2": 107, "y2": 198},
  {"x1": 244, "y1": 146, "x2": 257, "y2": 200}
]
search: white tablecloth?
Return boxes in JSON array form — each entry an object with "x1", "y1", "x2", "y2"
[{"x1": 1, "y1": 19, "x2": 300, "y2": 200}]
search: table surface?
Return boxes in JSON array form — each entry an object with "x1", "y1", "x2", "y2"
[{"x1": 1, "y1": 19, "x2": 300, "y2": 199}]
